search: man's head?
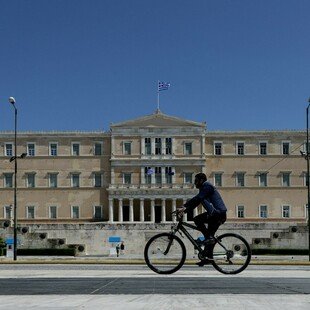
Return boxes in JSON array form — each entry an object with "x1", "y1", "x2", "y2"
[{"x1": 194, "y1": 173, "x2": 207, "y2": 189}]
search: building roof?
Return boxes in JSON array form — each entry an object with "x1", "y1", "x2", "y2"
[{"x1": 110, "y1": 109, "x2": 206, "y2": 129}]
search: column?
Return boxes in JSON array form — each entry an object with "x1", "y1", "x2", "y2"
[
  {"x1": 109, "y1": 198, "x2": 114, "y2": 223},
  {"x1": 172, "y1": 198, "x2": 176, "y2": 222},
  {"x1": 111, "y1": 167, "x2": 115, "y2": 185},
  {"x1": 141, "y1": 167, "x2": 145, "y2": 185},
  {"x1": 140, "y1": 198, "x2": 145, "y2": 222},
  {"x1": 161, "y1": 199, "x2": 166, "y2": 223},
  {"x1": 141, "y1": 137, "x2": 145, "y2": 155},
  {"x1": 150, "y1": 199, "x2": 155, "y2": 223},
  {"x1": 161, "y1": 166, "x2": 166, "y2": 184},
  {"x1": 151, "y1": 138, "x2": 155, "y2": 155},
  {"x1": 118, "y1": 199, "x2": 123, "y2": 223},
  {"x1": 129, "y1": 198, "x2": 134, "y2": 222},
  {"x1": 194, "y1": 207, "x2": 198, "y2": 218},
  {"x1": 162, "y1": 138, "x2": 166, "y2": 155},
  {"x1": 182, "y1": 198, "x2": 188, "y2": 222}
]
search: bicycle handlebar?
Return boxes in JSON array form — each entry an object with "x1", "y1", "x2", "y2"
[{"x1": 171, "y1": 210, "x2": 183, "y2": 221}]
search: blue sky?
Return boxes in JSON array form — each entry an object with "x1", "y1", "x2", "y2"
[{"x1": 0, "y1": 0, "x2": 309, "y2": 132}]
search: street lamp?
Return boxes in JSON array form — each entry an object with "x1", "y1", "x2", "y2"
[
  {"x1": 302, "y1": 98, "x2": 310, "y2": 262},
  {"x1": 8, "y1": 97, "x2": 27, "y2": 261}
]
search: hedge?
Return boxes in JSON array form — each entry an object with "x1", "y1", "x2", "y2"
[
  {"x1": 251, "y1": 248, "x2": 308, "y2": 255},
  {"x1": 3, "y1": 248, "x2": 76, "y2": 256}
]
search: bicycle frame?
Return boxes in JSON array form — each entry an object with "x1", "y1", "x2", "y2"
[
  {"x1": 171, "y1": 216, "x2": 228, "y2": 259},
  {"x1": 171, "y1": 218, "x2": 206, "y2": 257}
]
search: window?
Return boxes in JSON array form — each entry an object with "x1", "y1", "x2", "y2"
[
  {"x1": 124, "y1": 142, "x2": 131, "y2": 155},
  {"x1": 282, "y1": 172, "x2": 290, "y2": 187},
  {"x1": 166, "y1": 138, "x2": 172, "y2": 155},
  {"x1": 282, "y1": 142, "x2": 290, "y2": 155},
  {"x1": 259, "y1": 142, "x2": 267, "y2": 155},
  {"x1": 49, "y1": 206, "x2": 57, "y2": 219},
  {"x1": 5, "y1": 143, "x2": 13, "y2": 157},
  {"x1": 27, "y1": 206, "x2": 35, "y2": 219},
  {"x1": 27, "y1": 173, "x2": 36, "y2": 188},
  {"x1": 94, "y1": 206, "x2": 103, "y2": 219},
  {"x1": 259, "y1": 205, "x2": 268, "y2": 218},
  {"x1": 214, "y1": 173, "x2": 222, "y2": 187},
  {"x1": 4, "y1": 205, "x2": 12, "y2": 219},
  {"x1": 50, "y1": 143, "x2": 58, "y2": 156},
  {"x1": 144, "y1": 167, "x2": 152, "y2": 184},
  {"x1": 123, "y1": 173, "x2": 131, "y2": 185},
  {"x1": 259, "y1": 173, "x2": 268, "y2": 187},
  {"x1": 94, "y1": 173, "x2": 103, "y2": 187},
  {"x1": 4, "y1": 173, "x2": 13, "y2": 188},
  {"x1": 214, "y1": 142, "x2": 222, "y2": 155},
  {"x1": 94, "y1": 142, "x2": 103, "y2": 155},
  {"x1": 236, "y1": 173, "x2": 245, "y2": 187},
  {"x1": 237, "y1": 205, "x2": 245, "y2": 218},
  {"x1": 282, "y1": 205, "x2": 290, "y2": 218},
  {"x1": 165, "y1": 167, "x2": 173, "y2": 184},
  {"x1": 145, "y1": 138, "x2": 151, "y2": 155},
  {"x1": 184, "y1": 142, "x2": 192, "y2": 155},
  {"x1": 49, "y1": 173, "x2": 58, "y2": 188},
  {"x1": 155, "y1": 138, "x2": 161, "y2": 155},
  {"x1": 72, "y1": 206, "x2": 80, "y2": 219},
  {"x1": 71, "y1": 173, "x2": 80, "y2": 188},
  {"x1": 184, "y1": 172, "x2": 193, "y2": 184},
  {"x1": 72, "y1": 143, "x2": 80, "y2": 156},
  {"x1": 27, "y1": 143, "x2": 35, "y2": 156},
  {"x1": 237, "y1": 142, "x2": 244, "y2": 155},
  {"x1": 155, "y1": 167, "x2": 161, "y2": 184}
]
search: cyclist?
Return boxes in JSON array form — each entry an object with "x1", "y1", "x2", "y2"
[{"x1": 177, "y1": 172, "x2": 227, "y2": 266}]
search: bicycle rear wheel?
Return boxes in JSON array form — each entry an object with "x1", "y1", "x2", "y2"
[
  {"x1": 144, "y1": 233, "x2": 186, "y2": 274},
  {"x1": 211, "y1": 233, "x2": 251, "y2": 275}
]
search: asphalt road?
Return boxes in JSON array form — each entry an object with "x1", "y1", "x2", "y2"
[{"x1": 0, "y1": 264, "x2": 309, "y2": 295}]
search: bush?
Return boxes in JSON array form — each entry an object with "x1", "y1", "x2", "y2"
[
  {"x1": 251, "y1": 248, "x2": 308, "y2": 255},
  {"x1": 17, "y1": 248, "x2": 76, "y2": 256},
  {"x1": 0, "y1": 236, "x2": 5, "y2": 249}
]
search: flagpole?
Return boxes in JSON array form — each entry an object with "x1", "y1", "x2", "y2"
[{"x1": 157, "y1": 80, "x2": 160, "y2": 111}]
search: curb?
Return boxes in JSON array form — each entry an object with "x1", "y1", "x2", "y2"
[{"x1": 0, "y1": 256, "x2": 309, "y2": 265}]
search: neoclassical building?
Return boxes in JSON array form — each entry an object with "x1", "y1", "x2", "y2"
[{"x1": 0, "y1": 110, "x2": 308, "y2": 226}]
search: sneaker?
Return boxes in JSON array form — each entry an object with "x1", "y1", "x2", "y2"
[
  {"x1": 202, "y1": 236, "x2": 216, "y2": 245},
  {"x1": 195, "y1": 258, "x2": 213, "y2": 267}
]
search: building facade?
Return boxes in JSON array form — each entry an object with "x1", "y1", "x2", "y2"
[{"x1": 0, "y1": 110, "x2": 308, "y2": 227}]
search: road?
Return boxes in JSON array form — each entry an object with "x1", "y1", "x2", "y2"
[{"x1": 0, "y1": 264, "x2": 309, "y2": 309}]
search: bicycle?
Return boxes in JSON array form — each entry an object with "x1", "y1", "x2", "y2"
[{"x1": 144, "y1": 210, "x2": 251, "y2": 275}]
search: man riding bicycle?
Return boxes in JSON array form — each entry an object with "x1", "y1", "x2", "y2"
[{"x1": 177, "y1": 173, "x2": 227, "y2": 266}]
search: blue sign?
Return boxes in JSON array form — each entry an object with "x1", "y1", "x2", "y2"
[
  {"x1": 5, "y1": 238, "x2": 20, "y2": 245},
  {"x1": 108, "y1": 236, "x2": 121, "y2": 243}
]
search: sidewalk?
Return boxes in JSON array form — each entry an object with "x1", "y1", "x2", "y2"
[{"x1": 1, "y1": 254, "x2": 309, "y2": 265}]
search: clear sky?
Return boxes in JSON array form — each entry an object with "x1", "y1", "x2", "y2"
[{"x1": 0, "y1": 0, "x2": 309, "y2": 132}]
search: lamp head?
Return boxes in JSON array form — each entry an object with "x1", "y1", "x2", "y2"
[
  {"x1": 20, "y1": 153, "x2": 27, "y2": 158},
  {"x1": 9, "y1": 97, "x2": 16, "y2": 104}
]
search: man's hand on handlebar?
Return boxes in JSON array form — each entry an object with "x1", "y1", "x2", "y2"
[{"x1": 176, "y1": 207, "x2": 186, "y2": 216}]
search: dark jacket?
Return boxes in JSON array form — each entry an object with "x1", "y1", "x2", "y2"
[{"x1": 184, "y1": 181, "x2": 227, "y2": 215}]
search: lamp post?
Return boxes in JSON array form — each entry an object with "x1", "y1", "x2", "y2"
[
  {"x1": 9, "y1": 97, "x2": 18, "y2": 261},
  {"x1": 8, "y1": 97, "x2": 26, "y2": 261},
  {"x1": 307, "y1": 98, "x2": 310, "y2": 262},
  {"x1": 300, "y1": 98, "x2": 310, "y2": 261}
]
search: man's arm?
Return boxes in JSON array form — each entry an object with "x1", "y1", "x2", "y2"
[{"x1": 184, "y1": 183, "x2": 214, "y2": 213}]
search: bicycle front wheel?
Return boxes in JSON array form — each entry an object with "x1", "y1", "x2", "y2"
[
  {"x1": 144, "y1": 233, "x2": 186, "y2": 274},
  {"x1": 211, "y1": 233, "x2": 251, "y2": 275}
]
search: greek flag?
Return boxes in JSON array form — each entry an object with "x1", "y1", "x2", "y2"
[{"x1": 158, "y1": 81, "x2": 170, "y2": 91}]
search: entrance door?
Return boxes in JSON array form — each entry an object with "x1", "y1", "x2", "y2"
[
  {"x1": 123, "y1": 205, "x2": 129, "y2": 222},
  {"x1": 155, "y1": 205, "x2": 162, "y2": 223}
]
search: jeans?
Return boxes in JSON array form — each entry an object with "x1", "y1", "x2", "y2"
[{"x1": 193, "y1": 210, "x2": 227, "y2": 239}]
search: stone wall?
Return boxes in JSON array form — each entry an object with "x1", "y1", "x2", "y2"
[{"x1": 1, "y1": 222, "x2": 308, "y2": 257}]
